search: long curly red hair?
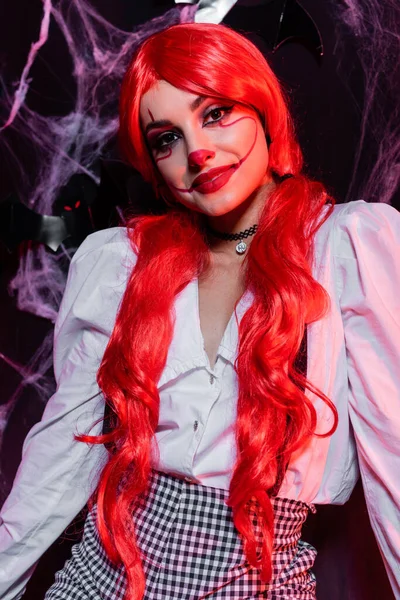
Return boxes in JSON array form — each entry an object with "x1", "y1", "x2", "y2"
[{"x1": 78, "y1": 23, "x2": 338, "y2": 599}]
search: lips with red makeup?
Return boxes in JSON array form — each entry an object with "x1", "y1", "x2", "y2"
[{"x1": 189, "y1": 164, "x2": 238, "y2": 194}]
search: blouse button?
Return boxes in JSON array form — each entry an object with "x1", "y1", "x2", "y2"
[
  {"x1": 193, "y1": 420, "x2": 199, "y2": 432},
  {"x1": 209, "y1": 374, "x2": 215, "y2": 384}
]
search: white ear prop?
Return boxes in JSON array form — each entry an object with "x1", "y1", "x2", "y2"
[{"x1": 174, "y1": 0, "x2": 239, "y2": 25}]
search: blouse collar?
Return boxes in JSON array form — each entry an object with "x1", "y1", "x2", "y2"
[{"x1": 157, "y1": 279, "x2": 253, "y2": 387}]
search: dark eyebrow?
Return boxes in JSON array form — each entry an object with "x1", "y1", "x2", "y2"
[
  {"x1": 145, "y1": 119, "x2": 174, "y2": 135},
  {"x1": 189, "y1": 95, "x2": 207, "y2": 111},
  {"x1": 144, "y1": 96, "x2": 208, "y2": 135}
]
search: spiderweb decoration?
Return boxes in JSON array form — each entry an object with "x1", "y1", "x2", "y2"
[
  {"x1": 0, "y1": 0, "x2": 196, "y2": 488},
  {"x1": 0, "y1": 0, "x2": 399, "y2": 492},
  {"x1": 328, "y1": 0, "x2": 400, "y2": 205}
]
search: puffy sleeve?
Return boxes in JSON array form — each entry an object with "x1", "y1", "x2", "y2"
[
  {"x1": 0, "y1": 227, "x2": 134, "y2": 600},
  {"x1": 335, "y1": 200, "x2": 400, "y2": 597}
]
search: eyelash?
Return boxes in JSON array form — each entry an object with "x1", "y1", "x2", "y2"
[
  {"x1": 204, "y1": 105, "x2": 234, "y2": 125},
  {"x1": 151, "y1": 105, "x2": 234, "y2": 152}
]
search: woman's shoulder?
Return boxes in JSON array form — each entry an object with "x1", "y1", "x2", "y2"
[
  {"x1": 55, "y1": 227, "x2": 135, "y2": 338},
  {"x1": 330, "y1": 199, "x2": 398, "y2": 222},
  {"x1": 67, "y1": 226, "x2": 136, "y2": 289},
  {"x1": 71, "y1": 226, "x2": 133, "y2": 265},
  {"x1": 315, "y1": 200, "x2": 400, "y2": 259},
  {"x1": 320, "y1": 199, "x2": 399, "y2": 228}
]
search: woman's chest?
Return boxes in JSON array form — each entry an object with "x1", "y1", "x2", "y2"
[{"x1": 197, "y1": 261, "x2": 245, "y2": 369}]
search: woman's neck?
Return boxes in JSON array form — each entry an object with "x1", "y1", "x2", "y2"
[
  {"x1": 206, "y1": 179, "x2": 275, "y2": 233},
  {"x1": 205, "y1": 179, "x2": 275, "y2": 255}
]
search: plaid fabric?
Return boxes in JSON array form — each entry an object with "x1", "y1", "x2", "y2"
[{"x1": 45, "y1": 470, "x2": 317, "y2": 599}]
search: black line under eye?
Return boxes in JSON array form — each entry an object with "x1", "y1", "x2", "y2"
[{"x1": 152, "y1": 131, "x2": 179, "y2": 151}]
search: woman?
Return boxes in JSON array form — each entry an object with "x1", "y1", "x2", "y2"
[{"x1": 0, "y1": 23, "x2": 399, "y2": 600}]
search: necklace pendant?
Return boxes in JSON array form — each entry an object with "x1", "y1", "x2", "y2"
[{"x1": 236, "y1": 240, "x2": 247, "y2": 254}]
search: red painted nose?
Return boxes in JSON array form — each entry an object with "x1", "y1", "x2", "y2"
[{"x1": 188, "y1": 149, "x2": 216, "y2": 167}]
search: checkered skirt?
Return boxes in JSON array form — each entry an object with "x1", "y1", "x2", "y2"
[{"x1": 45, "y1": 470, "x2": 317, "y2": 599}]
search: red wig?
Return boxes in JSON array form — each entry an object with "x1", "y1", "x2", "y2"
[{"x1": 79, "y1": 23, "x2": 338, "y2": 599}]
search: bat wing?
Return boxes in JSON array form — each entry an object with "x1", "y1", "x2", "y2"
[
  {"x1": 276, "y1": 0, "x2": 323, "y2": 55},
  {"x1": 0, "y1": 197, "x2": 69, "y2": 252},
  {"x1": 223, "y1": 0, "x2": 323, "y2": 58}
]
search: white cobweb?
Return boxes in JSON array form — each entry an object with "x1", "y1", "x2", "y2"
[
  {"x1": 328, "y1": 0, "x2": 400, "y2": 205},
  {"x1": 0, "y1": 0, "x2": 196, "y2": 487}
]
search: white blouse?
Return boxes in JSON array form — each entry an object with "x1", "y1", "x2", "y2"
[{"x1": 0, "y1": 200, "x2": 399, "y2": 600}]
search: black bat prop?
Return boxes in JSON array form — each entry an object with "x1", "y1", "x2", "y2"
[
  {"x1": 0, "y1": 162, "x2": 159, "y2": 254},
  {"x1": 0, "y1": 174, "x2": 98, "y2": 252},
  {"x1": 0, "y1": 196, "x2": 69, "y2": 252},
  {"x1": 224, "y1": 0, "x2": 324, "y2": 58}
]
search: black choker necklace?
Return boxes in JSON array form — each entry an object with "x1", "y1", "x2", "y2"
[{"x1": 208, "y1": 224, "x2": 258, "y2": 254}]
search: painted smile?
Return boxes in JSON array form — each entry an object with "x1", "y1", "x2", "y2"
[
  {"x1": 190, "y1": 164, "x2": 237, "y2": 194},
  {"x1": 170, "y1": 115, "x2": 259, "y2": 195}
]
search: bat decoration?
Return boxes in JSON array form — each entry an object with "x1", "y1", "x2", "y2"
[
  {"x1": 0, "y1": 174, "x2": 98, "y2": 253},
  {"x1": 0, "y1": 162, "x2": 162, "y2": 254},
  {"x1": 0, "y1": 196, "x2": 69, "y2": 253},
  {"x1": 222, "y1": 0, "x2": 324, "y2": 58}
]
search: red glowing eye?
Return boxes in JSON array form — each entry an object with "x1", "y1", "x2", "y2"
[
  {"x1": 75, "y1": 200, "x2": 81, "y2": 208},
  {"x1": 64, "y1": 205, "x2": 72, "y2": 211}
]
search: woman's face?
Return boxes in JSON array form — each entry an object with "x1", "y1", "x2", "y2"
[{"x1": 139, "y1": 80, "x2": 271, "y2": 218}]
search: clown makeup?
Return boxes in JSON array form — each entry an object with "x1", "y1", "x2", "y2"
[{"x1": 140, "y1": 80, "x2": 272, "y2": 228}]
